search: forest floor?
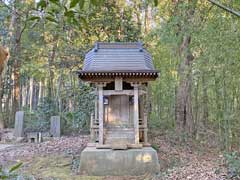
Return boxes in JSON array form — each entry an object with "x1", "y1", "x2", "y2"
[{"x1": 0, "y1": 131, "x2": 231, "y2": 180}]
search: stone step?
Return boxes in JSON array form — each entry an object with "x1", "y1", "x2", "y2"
[
  {"x1": 105, "y1": 128, "x2": 135, "y2": 144},
  {"x1": 106, "y1": 126, "x2": 134, "y2": 129},
  {"x1": 106, "y1": 131, "x2": 134, "y2": 134},
  {"x1": 105, "y1": 128, "x2": 134, "y2": 131},
  {"x1": 105, "y1": 136, "x2": 134, "y2": 140},
  {"x1": 105, "y1": 128, "x2": 134, "y2": 133},
  {"x1": 106, "y1": 130, "x2": 134, "y2": 132},
  {"x1": 105, "y1": 140, "x2": 134, "y2": 145},
  {"x1": 105, "y1": 134, "x2": 134, "y2": 139},
  {"x1": 105, "y1": 137, "x2": 135, "y2": 144},
  {"x1": 105, "y1": 135, "x2": 134, "y2": 139},
  {"x1": 106, "y1": 131, "x2": 134, "y2": 133}
]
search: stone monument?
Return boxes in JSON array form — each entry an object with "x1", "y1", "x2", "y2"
[
  {"x1": 50, "y1": 116, "x2": 61, "y2": 137},
  {"x1": 14, "y1": 111, "x2": 24, "y2": 137}
]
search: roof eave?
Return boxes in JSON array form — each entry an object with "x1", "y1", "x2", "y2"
[{"x1": 77, "y1": 70, "x2": 160, "y2": 80}]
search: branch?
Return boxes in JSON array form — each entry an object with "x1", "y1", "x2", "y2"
[
  {"x1": 0, "y1": 0, "x2": 25, "y2": 17},
  {"x1": 208, "y1": 0, "x2": 240, "y2": 17}
]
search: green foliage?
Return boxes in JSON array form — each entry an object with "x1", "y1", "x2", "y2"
[
  {"x1": 146, "y1": 0, "x2": 240, "y2": 150},
  {"x1": 61, "y1": 81, "x2": 95, "y2": 133},
  {"x1": 224, "y1": 151, "x2": 240, "y2": 179},
  {"x1": 151, "y1": 144, "x2": 159, "y2": 152},
  {"x1": 24, "y1": 97, "x2": 57, "y2": 132},
  {"x1": 0, "y1": 162, "x2": 22, "y2": 179}
]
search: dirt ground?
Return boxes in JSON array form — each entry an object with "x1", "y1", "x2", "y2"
[{"x1": 0, "y1": 132, "x2": 229, "y2": 180}]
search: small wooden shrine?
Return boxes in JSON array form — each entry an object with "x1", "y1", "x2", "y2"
[{"x1": 78, "y1": 42, "x2": 160, "y2": 176}]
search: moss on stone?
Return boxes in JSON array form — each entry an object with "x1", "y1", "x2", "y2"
[{"x1": 22, "y1": 155, "x2": 102, "y2": 180}]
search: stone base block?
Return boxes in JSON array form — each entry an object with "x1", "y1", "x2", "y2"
[{"x1": 79, "y1": 147, "x2": 160, "y2": 176}]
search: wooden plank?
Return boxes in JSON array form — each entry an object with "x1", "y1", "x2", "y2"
[
  {"x1": 103, "y1": 90, "x2": 146, "y2": 96},
  {"x1": 107, "y1": 95, "x2": 129, "y2": 128},
  {"x1": 121, "y1": 95, "x2": 129, "y2": 126},
  {"x1": 104, "y1": 90, "x2": 132, "y2": 96},
  {"x1": 108, "y1": 95, "x2": 121, "y2": 127},
  {"x1": 81, "y1": 77, "x2": 157, "y2": 82},
  {"x1": 115, "y1": 77, "x2": 123, "y2": 91}
]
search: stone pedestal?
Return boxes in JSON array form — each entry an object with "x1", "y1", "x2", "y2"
[{"x1": 79, "y1": 147, "x2": 160, "y2": 176}]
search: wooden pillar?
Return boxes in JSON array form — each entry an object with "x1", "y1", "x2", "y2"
[
  {"x1": 94, "y1": 88, "x2": 98, "y2": 121},
  {"x1": 97, "y1": 83, "x2": 105, "y2": 145},
  {"x1": 132, "y1": 83, "x2": 140, "y2": 144},
  {"x1": 90, "y1": 113, "x2": 94, "y2": 142},
  {"x1": 143, "y1": 112, "x2": 148, "y2": 144}
]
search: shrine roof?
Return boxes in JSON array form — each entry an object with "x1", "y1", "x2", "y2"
[{"x1": 78, "y1": 42, "x2": 159, "y2": 79}]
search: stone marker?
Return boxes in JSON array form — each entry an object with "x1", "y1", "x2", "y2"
[
  {"x1": 50, "y1": 116, "x2": 61, "y2": 137},
  {"x1": 26, "y1": 132, "x2": 38, "y2": 143},
  {"x1": 14, "y1": 111, "x2": 24, "y2": 137}
]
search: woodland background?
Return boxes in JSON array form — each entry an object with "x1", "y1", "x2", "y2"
[{"x1": 0, "y1": 0, "x2": 240, "y2": 152}]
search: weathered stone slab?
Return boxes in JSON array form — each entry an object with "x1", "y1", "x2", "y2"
[
  {"x1": 143, "y1": 143, "x2": 152, "y2": 147},
  {"x1": 79, "y1": 147, "x2": 160, "y2": 176},
  {"x1": 14, "y1": 111, "x2": 24, "y2": 137},
  {"x1": 96, "y1": 144, "x2": 111, "y2": 149},
  {"x1": 50, "y1": 116, "x2": 61, "y2": 137},
  {"x1": 127, "y1": 143, "x2": 143, "y2": 149},
  {"x1": 87, "y1": 143, "x2": 97, "y2": 147},
  {"x1": 111, "y1": 143, "x2": 128, "y2": 150}
]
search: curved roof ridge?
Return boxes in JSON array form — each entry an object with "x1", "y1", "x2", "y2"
[
  {"x1": 82, "y1": 42, "x2": 157, "y2": 72},
  {"x1": 95, "y1": 42, "x2": 143, "y2": 50}
]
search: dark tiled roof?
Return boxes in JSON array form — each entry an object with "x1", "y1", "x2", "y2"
[{"x1": 82, "y1": 42, "x2": 156, "y2": 72}]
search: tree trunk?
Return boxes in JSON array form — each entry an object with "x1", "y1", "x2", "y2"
[
  {"x1": 47, "y1": 45, "x2": 56, "y2": 98},
  {"x1": 144, "y1": 3, "x2": 150, "y2": 34},
  {"x1": 194, "y1": 78, "x2": 199, "y2": 139},
  {"x1": 21, "y1": 83, "x2": 26, "y2": 107},
  {"x1": 202, "y1": 73, "x2": 209, "y2": 127},
  {"x1": 174, "y1": 0, "x2": 198, "y2": 137},
  {"x1": 175, "y1": 36, "x2": 194, "y2": 135},
  {"x1": 12, "y1": 0, "x2": 22, "y2": 117},
  {"x1": 29, "y1": 77, "x2": 34, "y2": 111},
  {"x1": 38, "y1": 80, "x2": 44, "y2": 104},
  {"x1": 56, "y1": 74, "x2": 63, "y2": 112},
  {"x1": 0, "y1": 68, "x2": 6, "y2": 128}
]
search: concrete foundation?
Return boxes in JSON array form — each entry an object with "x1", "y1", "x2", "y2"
[{"x1": 79, "y1": 147, "x2": 160, "y2": 176}]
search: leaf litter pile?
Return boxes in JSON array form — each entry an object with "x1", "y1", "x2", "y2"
[
  {"x1": 0, "y1": 133, "x2": 233, "y2": 180},
  {"x1": 0, "y1": 136, "x2": 88, "y2": 165}
]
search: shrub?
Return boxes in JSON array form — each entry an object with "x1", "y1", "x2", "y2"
[
  {"x1": 224, "y1": 151, "x2": 240, "y2": 179},
  {"x1": 0, "y1": 162, "x2": 22, "y2": 179}
]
